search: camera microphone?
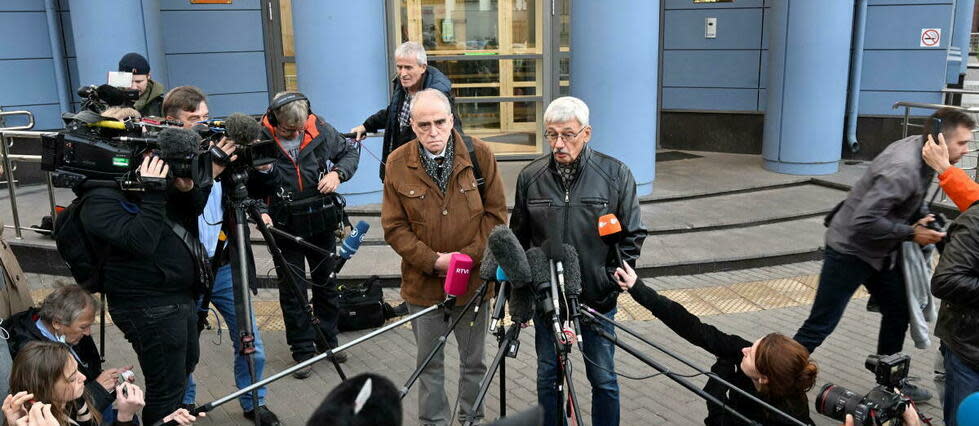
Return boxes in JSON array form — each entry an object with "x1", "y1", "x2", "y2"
[
  {"x1": 442, "y1": 253, "x2": 473, "y2": 321},
  {"x1": 157, "y1": 127, "x2": 203, "y2": 179},
  {"x1": 113, "y1": 136, "x2": 157, "y2": 144},
  {"x1": 225, "y1": 113, "x2": 261, "y2": 146}
]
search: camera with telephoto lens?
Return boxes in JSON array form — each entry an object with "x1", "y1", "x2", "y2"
[
  {"x1": 924, "y1": 212, "x2": 948, "y2": 233},
  {"x1": 815, "y1": 353, "x2": 912, "y2": 425}
]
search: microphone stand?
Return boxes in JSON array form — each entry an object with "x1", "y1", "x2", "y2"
[
  {"x1": 465, "y1": 321, "x2": 523, "y2": 426},
  {"x1": 244, "y1": 201, "x2": 347, "y2": 381},
  {"x1": 550, "y1": 260, "x2": 583, "y2": 426},
  {"x1": 152, "y1": 303, "x2": 442, "y2": 426},
  {"x1": 580, "y1": 305, "x2": 808, "y2": 426},
  {"x1": 400, "y1": 280, "x2": 490, "y2": 399}
]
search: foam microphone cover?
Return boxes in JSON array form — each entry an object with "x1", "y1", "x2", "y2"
[
  {"x1": 526, "y1": 247, "x2": 550, "y2": 286},
  {"x1": 545, "y1": 213, "x2": 564, "y2": 260},
  {"x1": 561, "y1": 244, "x2": 582, "y2": 296},
  {"x1": 479, "y1": 249, "x2": 498, "y2": 281},
  {"x1": 157, "y1": 127, "x2": 201, "y2": 160},
  {"x1": 225, "y1": 113, "x2": 262, "y2": 146},
  {"x1": 958, "y1": 392, "x2": 979, "y2": 424},
  {"x1": 598, "y1": 213, "x2": 623, "y2": 241},
  {"x1": 443, "y1": 253, "x2": 473, "y2": 297},
  {"x1": 487, "y1": 225, "x2": 532, "y2": 287},
  {"x1": 96, "y1": 84, "x2": 128, "y2": 106},
  {"x1": 508, "y1": 284, "x2": 535, "y2": 324}
]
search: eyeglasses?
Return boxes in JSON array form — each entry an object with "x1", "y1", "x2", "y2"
[
  {"x1": 544, "y1": 126, "x2": 587, "y2": 143},
  {"x1": 277, "y1": 124, "x2": 304, "y2": 134},
  {"x1": 414, "y1": 117, "x2": 451, "y2": 132}
]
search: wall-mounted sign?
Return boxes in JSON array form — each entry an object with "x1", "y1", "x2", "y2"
[
  {"x1": 920, "y1": 28, "x2": 941, "y2": 47},
  {"x1": 191, "y1": 0, "x2": 232, "y2": 4}
]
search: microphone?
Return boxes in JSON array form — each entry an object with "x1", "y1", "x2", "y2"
[
  {"x1": 527, "y1": 247, "x2": 564, "y2": 346},
  {"x1": 545, "y1": 217, "x2": 564, "y2": 333},
  {"x1": 487, "y1": 225, "x2": 532, "y2": 287},
  {"x1": 333, "y1": 221, "x2": 369, "y2": 275},
  {"x1": 87, "y1": 120, "x2": 129, "y2": 130},
  {"x1": 561, "y1": 244, "x2": 584, "y2": 346},
  {"x1": 508, "y1": 277, "x2": 536, "y2": 325},
  {"x1": 96, "y1": 84, "x2": 135, "y2": 106},
  {"x1": 479, "y1": 250, "x2": 508, "y2": 333},
  {"x1": 225, "y1": 113, "x2": 262, "y2": 146},
  {"x1": 113, "y1": 136, "x2": 157, "y2": 143},
  {"x1": 958, "y1": 392, "x2": 979, "y2": 425},
  {"x1": 442, "y1": 253, "x2": 473, "y2": 321},
  {"x1": 157, "y1": 127, "x2": 203, "y2": 178},
  {"x1": 478, "y1": 249, "x2": 499, "y2": 282},
  {"x1": 598, "y1": 213, "x2": 626, "y2": 270}
]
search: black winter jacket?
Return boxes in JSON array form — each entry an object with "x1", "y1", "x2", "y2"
[
  {"x1": 78, "y1": 184, "x2": 207, "y2": 310},
  {"x1": 362, "y1": 66, "x2": 461, "y2": 181},
  {"x1": 627, "y1": 282, "x2": 815, "y2": 426},
  {"x1": 260, "y1": 113, "x2": 360, "y2": 200},
  {"x1": 6, "y1": 308, "x2": 113, "y2": 412},
  {"x1": 510, "y1": 147, "x2": 647, "y2": 313},
  {"x1": 932, "y1": 203, "x2": 979, "y2": 371}
]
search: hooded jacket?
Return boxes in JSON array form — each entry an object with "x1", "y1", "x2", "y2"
[{"x1": 135, "y1": 79, "x2": 164, "y2": 118}]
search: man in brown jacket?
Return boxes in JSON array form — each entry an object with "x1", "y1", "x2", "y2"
[{"x1": 381, "y1": 88, "x2": 506, "y2": 425}]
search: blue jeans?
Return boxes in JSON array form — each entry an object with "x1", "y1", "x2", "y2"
[
  {"x1": 794, "y1": 247, "x2": 910, "y2": 355},
  {"x1": 183, "y1": 265, "x2": 267, "y2": 411},
  {"x1": 534, "y1": 307, "x2": 619, "y2": 426},
  {"x1": 942, "y1": 344, "x2": 979, "y2": 426}
]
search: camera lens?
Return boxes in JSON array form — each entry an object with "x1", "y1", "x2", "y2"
[{"x1": 815, "y1": 384, "x2": 864, "y2": 421}]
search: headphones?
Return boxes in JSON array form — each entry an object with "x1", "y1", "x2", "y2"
[{"x1": 267, "y1": 92, "x2": 312, "y2": 127}]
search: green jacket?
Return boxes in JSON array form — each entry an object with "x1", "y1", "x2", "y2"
[{"x1": 135, "y1": 79, "x2": 165, "y2": 118}]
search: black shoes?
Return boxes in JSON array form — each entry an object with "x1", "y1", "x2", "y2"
[{"x1": 243, "y1": 405, "x2": 281, "y2": 426}]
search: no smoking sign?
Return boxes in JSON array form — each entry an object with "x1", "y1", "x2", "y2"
[{"x1": 920, "y1": 28, "x2": 941, "y2": 47}]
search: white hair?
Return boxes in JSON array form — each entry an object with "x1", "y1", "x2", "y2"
[
  {"x1": 409, "y1": 89, "x2": 452, "y2": 117},
  {"x1": 544, "y1": 96, "x2": 590, "y2": 127},
  {"x1": 395, "y1": 41, "x2": 428, "y2": 66},
  {"x1": 272, "y1": 91, "x2": 310, "y2": 128}
]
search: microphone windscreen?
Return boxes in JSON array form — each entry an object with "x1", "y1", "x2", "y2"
[
  {"x1": 598, "y1": 213, "x2": 623, "y2": 238},
  {"x1": 526, "y1": 247, "x2": 550, "y2": 286},
  {"x1": 545, "y1": 213, "x2": 564, "y2": 260},
  {"x1": 157, "y1": 127, "x2": 201, "y2": 161},
  {"x1": 96, "y1": 84, "x2": 128, "y2": 106},
  {"x1": 225, "y1": 113, "x2": 262, "y2": 146},
  {"x1": 561, "y1": 244, "x2": 582, "y2": 296},
  {"x1": 958, "y1": 392, "x2": 979, "y2": 424},
  {"x1": 479, "y1": 249, "x2": 498, "y2": 281},
  {"x1": 507, "y1": 285, "x2": 535, "y2": 324},
  {"x1": 488, "y1": 225, "x2": 532, "y2": 287},
  {"x1": 339, "y1": 221, "x2": 369, "y2": 259},
  {"x1": 443, "y1": 253, "x2": 473, "y2": 297}
]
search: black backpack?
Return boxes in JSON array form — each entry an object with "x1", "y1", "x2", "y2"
[
  {"x1": 337, "y1": 276, "x2": 387, "y2": 332},
  {"x1": 53, "y1": 191, "x2": 108, "y2": 293}
]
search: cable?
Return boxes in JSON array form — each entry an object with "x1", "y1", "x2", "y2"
[{"x1": 579, "y1": 347, "x2": 706, "y2": 381}]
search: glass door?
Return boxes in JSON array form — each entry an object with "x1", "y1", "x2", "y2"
[{"x1": 393, "y1": 0, "x2": 554, "y2": 156}]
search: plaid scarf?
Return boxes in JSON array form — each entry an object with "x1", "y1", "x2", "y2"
[
  {"x1": 398, "y1": 95, "x2": 412, "y2": 130},
  {"x1": 419, "y1": 139, "x2": 455, "y2": 193},
  {"x1": 556, "y1": 155, "x2": 582, "y2": 191}
]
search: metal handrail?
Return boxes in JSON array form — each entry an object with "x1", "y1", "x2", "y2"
[
  {"x1": 1, "y1": 113, "x2": 58, "y2": 239},
  {"x1": 891, "y1": 101, "x2": 979, "y2": 138}
]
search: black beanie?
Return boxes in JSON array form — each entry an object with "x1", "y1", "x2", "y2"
[{"x1": 118, "y1": 52, "x2": 150, "y2": 75}]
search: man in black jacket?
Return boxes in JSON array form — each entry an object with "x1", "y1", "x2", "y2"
[
  {"x1": 261, "y1": 91, "x2": 360, "y2": 378},
  {"x1": 510, "y1": 96, "x2": 647, "y2": 426},
  {"x1": 349, "y1": 41, "x2": 460, "y2": 181},
  {"x1": 932, "y1": 204, "x2": 979, "y2": 425},
  {"x1": 78, "y1": 152, "x2": 209, "y2": 425}
]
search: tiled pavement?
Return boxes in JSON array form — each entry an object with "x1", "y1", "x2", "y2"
[{"x1": 24, "y1": 264, "x2": 945, "y2": 425}]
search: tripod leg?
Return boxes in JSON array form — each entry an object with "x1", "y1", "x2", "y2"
[{"x1": 229, "y1": 206, "x2": 262, "y2": 426}]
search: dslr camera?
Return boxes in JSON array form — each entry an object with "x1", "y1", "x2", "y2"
[{"x1": 815, "y1": 353, "x2": 912, "y2": 425}]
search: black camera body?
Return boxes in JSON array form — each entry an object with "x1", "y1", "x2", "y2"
[
  {"x1": 816, "y1": 354, "x2": 911, "y2": 425},
  {"x1": 924, "y1": 212, "x2": 948, "y2": 233}
]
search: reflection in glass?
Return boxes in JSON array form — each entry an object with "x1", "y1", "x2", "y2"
[
  {"x1": 514, "y1": 59, "x2": 537, "y2": 82},
  {"x1": 458, "y1": 102, "x2": 501, "y2": 130},
  {"x1": 284, "y1": 63, "x2": 297, "y2": 91},
  {"x1": 405, "y1": 0, "x2": 500, "y2": 52},
  {"x1": 429, "y1": 60, "x2": 500, "y2": 85},
  {"x1": 512, "y1": 0, "x2": 537, "y2": 50}
]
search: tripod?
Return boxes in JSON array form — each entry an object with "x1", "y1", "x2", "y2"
[
  {"x1": 464, "y1": 320, "x2": 522, "y2": 426},
  {"x1": 400, "y1": 280, "x2": 490, "y2": 399}
]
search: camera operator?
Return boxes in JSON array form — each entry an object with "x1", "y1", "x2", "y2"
[
  {"x1": 259, "y1": 91, "x2": 360, "y2": 378},
  {"x1": 615, "y1": 263, "x2": 818, "y2": 425},
  {"x1": 117, "y1": 53, "x2": 165, "y2": 118},
  {"x1": 76, "y1": 128, "x2": 210, "y2": 424},
  {"x1": 162, "y1": 86, "x2": 281, "y2": 424}
]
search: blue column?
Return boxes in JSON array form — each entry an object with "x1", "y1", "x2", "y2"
[
  {"x1": 291, "y1": 1, "x2": 389, "y2": 206},
  {"x1": 763, "y1": 1, "x2": 853, "y2": 175},
  {"x1": 571, "y1": 0, "x2": 657, "y2": 196},
  {"x1": 952, "y1": 0, "x2": 973, "y2": 77},
  {"x1": 68, "y1": 0, "x2": 148, "y2": 89}
]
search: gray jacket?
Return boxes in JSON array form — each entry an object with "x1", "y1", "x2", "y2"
[{"x1": 825, "y1": 135, "x2": 933, "y2": 270}]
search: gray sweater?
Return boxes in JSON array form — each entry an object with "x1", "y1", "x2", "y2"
[{"x1": 825, "y1": 135, "x2": 933, "y2": 270}]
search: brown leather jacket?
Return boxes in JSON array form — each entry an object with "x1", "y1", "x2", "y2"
[{"x1": 381, "y1": 130, "x2": 507, "y2": 307}]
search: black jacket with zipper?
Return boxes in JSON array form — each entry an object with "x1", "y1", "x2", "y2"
[
  {"x1": 932, "y1": 203, "x2": 979, "y2": 371},
  {"x1": 510, "y1": 147, "x2": 647, "y2": 313},
  {"x1": 260, "y1": 113, "x2": 360, "y2": 200}
]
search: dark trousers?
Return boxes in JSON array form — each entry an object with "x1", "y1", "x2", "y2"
[
  {"x1": 794, "y1": 246, "x2": 911, "y2": 355},
  {"x1": 110, "y1": 302, "x2": 199, "y2": 425},
  {"x1": 275, "y1": 230, "x2": 340, "y2": 362}
]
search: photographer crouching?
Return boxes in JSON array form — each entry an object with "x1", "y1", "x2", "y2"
[
  {"x1": 76, "y1": 124, "x2": 212, "y2": 424},
  {"x1": 259, "y1": 92, "x2": 360, "y2": 378}
]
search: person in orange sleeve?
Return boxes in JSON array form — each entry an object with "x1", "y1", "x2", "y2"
[{"x1": 922, "y1": 128, "x2": 979, "y2": 210}]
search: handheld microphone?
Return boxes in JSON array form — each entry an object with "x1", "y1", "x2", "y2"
[
  {"x1": 561, "y1": 244, "x2": 584, "y2": 346},
  {"x1": 598, "y1": 213, "x2": 626, "y2": 270},
  {"x1": 527, "y1": 247, "x2": 565, "y2": 346},
  {"x1": 442, "y1": 253, "x2": 473, "y2": 321},
  {"x1": 333, "y1": 221, "x2": 369, "y2": 275}
]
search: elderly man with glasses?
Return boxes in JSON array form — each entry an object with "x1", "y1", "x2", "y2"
[
  {"x1": 510, "y1": 96, "x2": 647, "y2": 426},
  {"x1": 381, "y1": 88, "x2": 506, "y2": 426}
]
